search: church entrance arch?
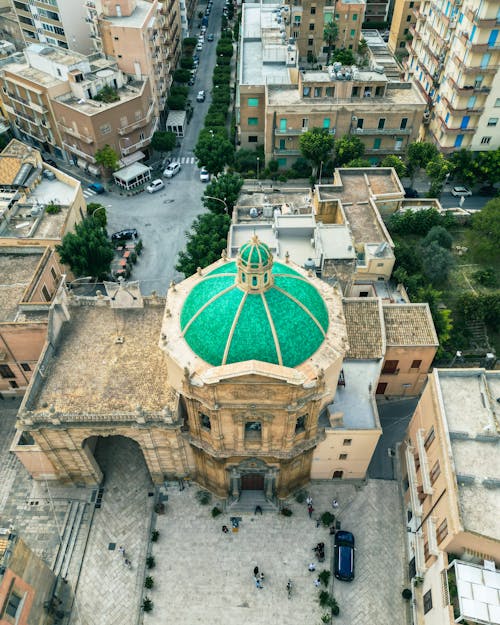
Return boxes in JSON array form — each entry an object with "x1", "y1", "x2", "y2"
[
  {"x1": 228, "y1": 458, "x2": 278, "y2": 502},
  {"x1": 241, "y1": 473, "x2": 265, "y2": 491}
]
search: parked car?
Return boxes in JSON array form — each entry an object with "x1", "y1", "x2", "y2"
[
  {"x1": 207, "y1": 33, "x2": 214, "y2": 41},
  {"x1": 196, "y1": 42, "x2": 203, "y2": 51},
  {"x1": 403, "y1": 187, "x2": 419, "y2": 198},
  {"x1": 451, "y1": 186, "x2": 472, "y2": 197},
  {"x1": 88, "y1": 182, "x2": 105, "y2": 194},
  {"x1": 196, "y1": 90, "x2": 206, "y2": 102},
  {"x1": 334, "y1": 530, "x2": 355, "y2": 581},
  {"x1": 111, "y1": 228, "x2": 138, "y2": 242},
  {"x1": 164, "y1": 162, "x2": 181, "y2": 178},
  {"x1": 200, "y1": 167, "x2": 210, "y2": 182},
  {"x1": 188, "y1": 77, "x2": 195, "y2": 86},
  {"x1": 146, "y1": 179, "x2": 165, "y2": 193}
]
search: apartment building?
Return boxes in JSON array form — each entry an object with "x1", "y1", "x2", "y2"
[
  {"x1": 88, "y1": 0, "x2": 181, "y2": 115},
  {"x1": 10, "y1": 0, "x2": 90, "y2": 54},
  {"x1": 0, "y1": 44, "x2": 156, "y2": 171},
  {"x1": 388, "y1": 0, "x2": 420, "y2": 54},
  {"x1": 405, "y1": 0, "x2": 500, "y2": 151},
  {"x1": 364, "y1": 0, "x2": 389, "y2": 24},
  {"x1": 237, "y1": 5, "x2": 426, "y2": 165},
  {"x1": 285, "y1": 0, "x2": 366, "y2": 62},
  {"x1": 402, "y1": 368, "x2": 500, "y2": 625}
]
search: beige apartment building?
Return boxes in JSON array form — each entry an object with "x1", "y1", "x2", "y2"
[
  {"x1": 237, "y1": 3, "x2": 426, "y2": 166},
  {"x1": 405, "y1": 0, "x2": 500, "y2": 151},
  {"x1": 88, "y1": 0, "x2": 181, "y2": 115},
  {"x1": 388, "y1": 0, "x2": 420, "y2": 54},
  {"x1": 285, "y1": 0, "x2": 366, "y2": 62},
  {"x1": 401, "y1": 368, "x2": 500, "y2": 625},
  {"x1": 0, "y1": 44, "x2": 156, "y2": 171}
]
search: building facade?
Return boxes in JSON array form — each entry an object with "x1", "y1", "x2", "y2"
[
  {"x1": 405, "y1": 0, "x2": 500, "y2": 151},
  {"x1": 388, "y1": 0, "x2": 420, "y2": 54}
]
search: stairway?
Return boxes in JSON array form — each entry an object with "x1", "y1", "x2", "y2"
[
  {"x1": 51, "y1": 500, "x2": 87, "y2": 577},
  {"x1": 228, "y1": 490, "x2": 277, "y2": 514}
]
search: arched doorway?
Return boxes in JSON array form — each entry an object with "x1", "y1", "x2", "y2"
[
  {"x1": 228, "y1": 458, "x2": 278, "y2": 502},
  {"x1": 332, "y1": 470, "x2": 344, "y2": 479}
]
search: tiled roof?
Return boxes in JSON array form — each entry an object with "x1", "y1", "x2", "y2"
[
  {"x1": 383, "y1": 304, "x2": 438, "y2": 346},
  {"x1": 343, "y1": 298, "x2": 384, "y2": 359}
]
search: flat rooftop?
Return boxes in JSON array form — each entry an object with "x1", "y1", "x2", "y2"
[
  {"x1": 100, "y1": 0, "x2": 154, "y2": 28},
  {"x1": 451, "y1": 560, "x2": 500, "y2": 625},
  {"x1": 29, "y1": 304, "x2": 176, "y2": 415},
  {"x1": 0, "y1": 253, "x2": 42, "y2": 322},
  {"x1": 55, "y1": 79, "x2": 146, "y2": 116},
  {"x1": 322, "y1": 360, "x2": 380, "y2": 429},
  {"x1": 436, "y1": 369, "x2": 500, "y2": 541},
  {"x1": 343, "y1": 298, "x2": 384, "y2": 359}
]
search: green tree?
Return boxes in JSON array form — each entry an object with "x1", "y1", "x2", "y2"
[
  {"x1": 448, "y1": 149, "x2": 476, "y2": 186},
  {"x1": 173, "y1": 68, "x2": 191, "y2": 83},
  {"x1": 299, "y1": 128, "x2": 335, "y2": 176},
  {"x1": 234, "y1": 147, "x2": 264, "y2": 174},
  {"x1": 474, "y1": 148, "x2": 500, "y2": 186},
  {"x1": 389, "y1": 208, "x2": 454, "y2": 236},
  {"x1": 346, "y1": 157, "x2": 371, "y2": 168},
  {"x1": 56, "y1": 218, "x2": 114, "y2": 279},
  {"x1": 95, "y1": 144, "x2": 119, "y2": 176},
  {"x1": 182, "y1": 37, "x2": 197, "y2": 52},
  {"x1": 358, "y1": 38, "x2": 368, "y2": 55},
  {"x1": 202, "y1": 172, "x2": 243, "y2": 214},
  {"x1": 194, "y1": 130, "x2": 234, "y2": 175},
  {"x1": 180, "y1": 56, "x2": 194, "y2": 69},
  {"x1": 331, "y1": 49, "x2": 355, "y2": 65},
  {"x1": 175, "y1": 213, "x2": 231, "y2": 277},
  {"x1": 151, "y1": 131, "x2": 176, "y2": 154},
  {"x1": 416, "y1": 285, "x2": 453, "y2": 347},
  {"x1": 426, "y1": 154, "x2": 451, "y2": 197},
  {"x1": 323, "y1": 20, "x2": 338, "y2": 65},
  {"x1": 422, "y1": 225, "x2": 453, "y2": 250},
  {"x1": 334, "y1": 135, "x2": 365, "y2": 166},
  {"x1": 167, "y1": 94, "x2": 187, "y2": 110},
  {"x1": 467, "y1": 197, "x2": 500, "y2": 261},
  {"x1": 421, "y1": 241, "x2": 454, "y2": 283},
  {"x1": 381, "y1": 154, "x2": 407, "y2": 179},
  {"x1": 406, "y1": 141, "x2": 439, "y2": 183},
  {"x1": 86, "y1": 202, "x2": 107, "y2": 229}
]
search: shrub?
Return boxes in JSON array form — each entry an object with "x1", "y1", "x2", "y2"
[
  {"x1": 281, "y1": 507, "x2": 293, "y2": 516},
  {"x1": 196, "y1": 490, "x2": 212, "y2": 505},
  {"x1": 145, "y1": 576, "x2": 154, "y2": 589},
  {"x1": 402, "y1": 588, "x2": 412, "y2": 600},
  {"x1": 321, "y1": 614, "x2": 331, "y2": 624},
  {"x1": 423, "y1": 225, "x2": 453, "y2": 250},
  {"x1": 319, "y1": 570, "x2": 331, "y2": 587},
  {"x1": 319, "y1": 590, "x2": 331, "y2": 607},
  {"x1": 46, "y1": 203, "x2": 61, "y2": 214},
  {"x1": 473, "y1": 267, "x2": 497, "y2": 287},
  {"x1": 130, "y1": 251, "x2": 138, "y2": 264},
  {"x1": 135, "y1": 239, "x2": 143, "y2": 255},
  {"x1": 211, "y1": 506, "x2": 222, "y2": 518},
  {"x1": 294, "y1": 490, "x2": 307, "y2": 504},
  {"x1": 142, "y1": 597, "x2": 153, "y2": 612},
  {"x1": 321, "y1": 511, "x2": 335, "y2": 527},
  {"x1": 146, "y1": 556, "x2": 156, "y2": 569},
  {"x1": 93, "y1": 85, "x2": 119, "y2": 103},
  {"x1": 151, "y1": 530, "x2": 159, "y2": 542}
]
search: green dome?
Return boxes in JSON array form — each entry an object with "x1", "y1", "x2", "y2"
[
  {"x1": 180, "y1": 260, "x2": 329, "y2": 368},
  {"x1": 239, "y1": 238, "x2": 272, "y2": 267}
]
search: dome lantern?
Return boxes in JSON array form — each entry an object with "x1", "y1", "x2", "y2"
[{"x1": 236, "y1": 235, "x2": 274, "y2": 292}]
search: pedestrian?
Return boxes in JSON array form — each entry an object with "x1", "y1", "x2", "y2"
[
  {"x1": 124, "y1": 558, "x2": 131, "y2": 568},
  {"x1": 308, "y1": 563, "x2": 316, "y2": 572},
  {"x1": 306, "y1": 495, "x2": 313, "y2": 507},
  {"x1": 316, "y1": 518, "x2": 321, "y2": 528},
  {"x1": 314, "y1": 577, "x2": 321, "y2": 587},
  {"x1": 222, "y1": 525, "x2": 229, "y2": 534},
  {"x1": 254, "y1": 566, "x2": 259, "y2": 577},
  {"x1": 254, "y1": 505, "x2": 263, "y2": 515},
  {"x1": 259, "y1": 572, "x2": 265, "y2": 588},
  {"x1": 118, "y1": 546, "x2": 125, "y2": 557},
  {"x1": 255, "y1": 578, "x2": 262, "y2": 589},
  {"x1": 308, "y1": 504, "x2": 314, "y2": 518},
  {"x1": 332, "y1": 498, "x2": 339, "y2": 509}
]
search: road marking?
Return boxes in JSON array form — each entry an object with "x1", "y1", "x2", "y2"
[
  {"x1": 179, "y1": 156, "x2": 196, "y2": 164},
  {"x1": 83, "y1": 189, "x2": 97, "y2": 198}
]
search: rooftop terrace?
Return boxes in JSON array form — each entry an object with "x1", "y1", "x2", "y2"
[
  {"x1": 436, "y1": 369, "x2": 500, "y2": 541},
  {"x1": 0, "y1": 253, "x2": 42, "y2": 322}
]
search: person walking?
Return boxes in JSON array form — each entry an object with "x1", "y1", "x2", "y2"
[
  {"x1": 254, "y1": 566, "x2": 259, "y2": 577},
  {"x1": 308, "y1": 504, "x2": 314, "y2": 518},
  {"x1": 308, "y1": 563, "x2": 316, "y2": 572},
  {"x1": 118, "y1": 546, "x2": 125, "y2": 557},
  {"x1": 314, "y1": 577, "x2": 321, "y2": 587},
  {"x1": 306, "y1": 495, "x2": 313, "y2": 507},
  {"x1": 332, "y1": 498, "x2": 339, "y2": 509},
  {"x1": 259, "y1": 572, "x2": 265, "y2": 588}
]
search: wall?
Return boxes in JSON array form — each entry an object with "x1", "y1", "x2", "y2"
[
  {"x1": 0, "y1": 323, "x2": 47, "y2": 396},
  {"x1": 238, "y1": 85, "x2": 266, "y2": 150},
  {"x1": 378, "y1": 345, "x2": 436, "y2": 395}
]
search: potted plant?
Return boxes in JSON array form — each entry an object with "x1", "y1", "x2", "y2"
[
  {"x1": 142, "y1": 597, "x2": 153, "y2": 612},
  {"x1": 146, "y1": 556, "x2": 156, "y2": 569},
  {"x1": 319, "y1": 570, "x2": 331, "y2": 587},
  {"x1": 402, "y1": 588, "x2": 412, "y2": 600},
  {"x1": 280, "y1": 507, "x2": 293, "y2": 517},
  {"x1": 211, "y1": 506, "x2": 222, "y2": 518},
  {"x1": 145, "y1": 576, "x2": 154, "y2": 589},
  {"x1": 151, "y1": 530, "x2": 159, "y2": 542},
  {"x1": 321, "y1": 511, "x2": 335, "y2": 527},
  {"x1": 196, "y1": 490, "x2": 212, "y2": 505}
]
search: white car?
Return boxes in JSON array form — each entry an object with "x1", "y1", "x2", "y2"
[
  {"x1": 164, "y1": 162, "x2": 181, "y2": 178},
  {"x1": 200, "y1": 167, "x2": 210, "y2": 182},
  {"x1": 196, "y1": 42, "x2": 203, "y2": 51},
  {"x1": 196, "y1": 90, "x2": 206, "y2": 102},
  {"x1": 146, "y1": 179, "x2": 165, "y2": 193},
  {"x1": 451, "y1": 186, "x2": 472, "y2": 197}
]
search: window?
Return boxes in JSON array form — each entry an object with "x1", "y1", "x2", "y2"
[
  {"x1": 424, "y1": 427, "x2": 435, "y2": 449},
  {"x1": 310, "y1": 6, "x2": 316, "y2": 14},
  {"x1": 21, "y1": 363, "x2": 31, "y2": 372},
  {"x1": 481, "y1": 136, "x2": 492, "y2": 144},
  {"x1": 352, "y1": 86, "x2": 360, "y2": 97},
  {"x1": 314, "y1": 87, "x2": 322, "y2": 97},
  {"x1": 410, "y1": 359, "x2": 422, "y2": 369},
  {"x1": 5, "y1": 592, "x2": 22, "y2": 618},
  {"x1": 409, "y1": 1, "x2": 414, "y2": 7},
  {"x1": 423, "y1": 590, "x2": 433, "y2": 614},
  {"x1": 248, "y1": 136, "x2": 258, "y2": 143},
  {"x1": 430, "y1": 460, "x2": 441, "y2": 484},
  {"x1": 356, "y1": 117, "x2": 363, "y2": 128},
  {"x1": 247, "y1": 117, "x2": 258, "y2": 125},
  {"x1": 0, "y1": 365, "x2": 15, "y2": 379},
  {"x1": 322, "y1": 118, "x2": 330, "y2": 128},
  {"x1": 404, "y1": 28, "x2": 409, "y2": 35},
  {"x1": 339, "y1": 453, "x2": 348, "y2": 460},
  {"x1": 373, "y1": 138, "x2": 382, "y2": 149},
  {"x1": 495, "y1": 98, "x2": 500, "y2": 107},
  {"x1": 10, "y1": 380, "x2": 19, "y2": 389},
  {"x1": 487, "y1": 118, "x2": 498, "y2": 126},
  {"x1": 252, "y1": 276, "x2": 257, "y2": 286},
  {"x1": 100, "y1": 123, "x2": 111, "y2": 135},
  {"x1": 41, "y1": 284, "x2": 51, "y2": 302},
  {"x1": 437, "y1": 519, "x2": 448, "y2": 543},
  {"x1": 309, "y1": 22, "x2": 315, "y2": 30},
  {"x1": 308, "y1": 37, "x2": 314, "y2": 46},
  {"x1": 399, "y1": 41, "x2": 406, "y2": 47},
  {"x1": 406, "y1": 14, "x2": 411, "y2": 21},
  {"x1": 350, "y1": 29, "x2": 355, "y2": 37},
  {"x1": 295, "y1": 414, "x2": 306, "y2": 434},
  {"x1": 200, "y1": 413, "x2": 211, "y2": 430},
  {"x1": 303, "y1": 87, "x2": 311, "y2": 97},
  {"x1": 353, "y1": 13, "x2": 358, "y2": 20},
  {"x1": 302, "y1": 117, "x2": 308, "y2": 128},
  {"x1": 245, "y1": 421, "x2": 262, "y2": 441},
  {"x1": 382, "y1": 360, "x2": 399, "y2": 374},
  {"x1": 325, "y1": 87, "x2": 333, "y2": 97},
  {"x1": 414, "y1": 453, "x2": 420, "y2": 471},
  {"x1": 378, "y1": 117, "x2": 385, "y2": 129},
  {"x1": 248, "y1": 98, "x2": 259, "y2": 107},
  {"x1": 400, "y1": 117, "x2": 408, "y2": 130},
  {"x1": 343, "y1": 438, "x2": 352, "y2": 446}
]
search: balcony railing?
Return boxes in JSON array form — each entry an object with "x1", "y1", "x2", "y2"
[
  {"x1": 405, "y1": 445, "x2": 423, "y2": 516},
  {"x1": 273, "y1": 147, "x2": 301, "y2": 155},
  {"x1": 438, "y1": 115, "x2": 476, "y2": 133},
  {"x1": 62, "y1": 142, "x2": 96, "y2": 163},
  {"x1": 352, "y1": 127, "x2": 412, "y2": 136},
  {"x1": 441, "y1": 95, "x2": 484, "y2": 114},
  {"x1": 120, "y1": 117, "x2": 158, "y2": 156},
  {"x1": 117, "y1": 103, "x2": 154, "y2": 135},
  {"x1": 58, "y1": 123, "x2": 94, "y2": 144},
  {"x1": 416, "y1": 429, "x2": 433, "y2": 495}
]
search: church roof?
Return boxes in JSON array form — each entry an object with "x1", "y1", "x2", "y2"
[{"x1": 180, "y1": 261, "x2": 329, "y2": 368}]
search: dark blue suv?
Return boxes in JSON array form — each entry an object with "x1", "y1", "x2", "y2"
[{"x1": 334, "y1": 530, "x2": 355, "y2": 581}]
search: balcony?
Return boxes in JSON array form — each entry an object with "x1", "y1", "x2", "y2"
[
  {"x1": 6, "y1": 92, "x2": 48, "y2": 115},
  {"x1": 120, "y1": 117, "x2": 158, "y2": 156},
  {"x1": 273, "y1": 148, "x2": 301, "y2": 155},
  {"x1": 117, "y1": 103, "x2": 154, "y2": 135},
  {"x1": 275, "y1": 128, "x2": 306, "y2": 136},
  {"x1": 448, "y1": 75, "x2": 491, "y2": 94},
  {"x1": 409, "y1": 24, "x2": 421, "y2": 39},
  {"x1": 62, "y1": 142, "x2": 96, "y2": 163},
  {"x1": 405, "y1": 445, "x2": 423, "y2": 516},
  {"x1": 441, "y1": 95, "x2": 484, "y2": 114},
  {"x1": 416, "y1": 429, "x2": 433, "y2": 495},
  {"x1": 58, "y1": 123, "x2": 94, "y2": 144},
  {"x1": 352, "y1": 127, "x2": 412, "y2": 136},
  {"x1": 438, "y1": 114, "x2": 476, "y2": 133}
]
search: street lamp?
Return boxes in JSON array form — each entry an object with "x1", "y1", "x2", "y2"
[
  {"x1": 205, "y1": 195, "x2": 228, "y2": 214},
  {"x1": 256, "y1": 156, "x2": 260, "y2": 187}
]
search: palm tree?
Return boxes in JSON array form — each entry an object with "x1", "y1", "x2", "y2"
[{"x1": 323, "y1": 20, "x2": 338, "y2": 65}]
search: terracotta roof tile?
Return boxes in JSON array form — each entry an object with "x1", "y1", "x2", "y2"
[
  {"x1": 382, "y1": 304, "x2": 438, "y2": 346},
  {"x1": 343, "y1": 298, "x2": 384, "y2": 359}
]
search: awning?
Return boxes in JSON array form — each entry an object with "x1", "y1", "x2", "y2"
[{"x1": 119, "y1": 151, "x2": 146, "y2": 168}]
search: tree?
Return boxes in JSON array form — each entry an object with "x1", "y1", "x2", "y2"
[
  {"x1": 423, "y1": 225, "x2": 453, "y2": 250},
  {"x1": 415, "y1": 285, "x2": 453, "y2": 347},
  {"x1": 381, "y1": 154, "x2": 407, "y2": 179},
  {"x1": 426, "y1": 154, "x2": 451, "y2": 198},
  {"x1": 474, "y1": 148, "x2": 500, "y2": 186},
  {"x1": 346, "y1": 157, "x2": 371, "y2": 168},
  {"x1": 358, "y1": 38, "x2": 368, "y2": 55},
  {"x1": 448, "y1": 149, "x2": 476, "y2": 186},
  {"x1": 202, "y1": 172, "x2": 243, "y2": 214},
  {"x1": 406, "y1": 141, "x2": 439, "y2": 183},
  {"x1": 421, "y1": 241, "x2": 454, "y2": 283},
  {"x1": 467, "y1": 197, "x2": 500, "y2": 261},
  {"x1": 180, "y1": 56, "x2": 194, "y2": 69},
  {"x1": 167, "y1": 94, "x2": 187, "y2": 110},
  {"x1": 86, "y1": 202, "x2": 107, "y2": 229},
  {"x1": 234, "y1": 147, "x2": 264, "y2": 174},
  {"x1": 95, "y1": 144, "x2": 119, "y2": 176},
  {"x1": 299, "y1": 128, "x2": 335, "y2": 176},
  {"x1": 334, "y1": 135, "x2": 365, "y2": 166},
  {"x1": 151, "y1": 131, "x2": 176, "y2": 154},
  {"x1": 194, "y1": 130, "x2": 234, "y2": 175},
  {"x1": 173, "y1": 68, "x2": 191, "y2": 84},
  {"x1": 56, "y1": 218, "x2": 114, "y2": 279},
  {"x1": 175, "y1": 213, "x2": 231, "y2": 277},
  {"x1": 331, "y1": 49, "x2": 355, "y2": 65},
  {"x1": 323, "y1": 20, "x2": 338, "y2": 65}
]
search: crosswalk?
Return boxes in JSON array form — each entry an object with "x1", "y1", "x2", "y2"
[
  {"x1": 82, "y1": 188, "x2": 98, "y2": 199},
  {"x1": 178, "y1": 156, "x2": 196, "y2": 164}
]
